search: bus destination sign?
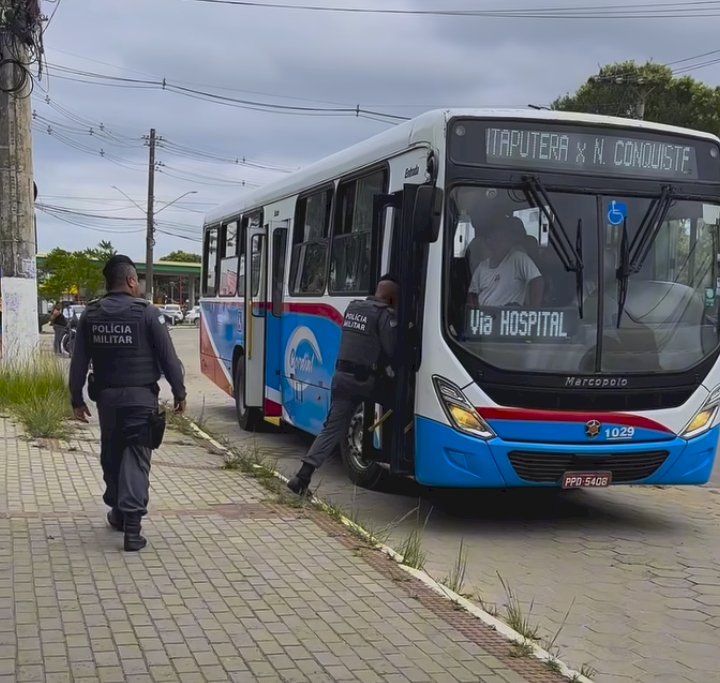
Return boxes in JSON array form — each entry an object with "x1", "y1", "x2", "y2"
[
  {"x1": 448, "y1": 120, "x2": 720, "y2": 181},
  {"x1": 484, "y1": 127, "x2": 699, "y2": 179},
  {"x1": 465, "y1": 307, "x2": 579, "y2": 342}
]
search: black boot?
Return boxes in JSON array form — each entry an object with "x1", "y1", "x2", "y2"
[
  {"x1": 106, "y1": 508, "x2": 124, "y2": 532},
  {"x1": 287, "y1": 462, "x2": 315, "y2": 495},
  {"x1": 123, "y1": 514, "x2": 147, "y2": 552}
]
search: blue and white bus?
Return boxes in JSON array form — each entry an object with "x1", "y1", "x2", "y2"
[{"x1": 201, "y1": 108, "x2": 720, "y2": 490}]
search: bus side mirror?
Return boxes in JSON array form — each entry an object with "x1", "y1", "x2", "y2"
[{"x1": 412, "y1": 185, "x2": 442, "y2": 244}]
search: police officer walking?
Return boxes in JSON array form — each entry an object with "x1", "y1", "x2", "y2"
[
  {"x1": 69, "y1": 255, "x2": 187, "y2": 551},
  {"x1": 287, "y1": 275, "x2": 399, "y2": 495}
]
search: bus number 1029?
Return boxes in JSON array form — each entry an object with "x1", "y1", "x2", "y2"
[{"x1": 605, "y1": 426, "x2": 635, "y2": 440}]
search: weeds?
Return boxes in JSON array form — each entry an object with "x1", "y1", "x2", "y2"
[
  {"x1": 542, "y1": 597, "x2": 576, "y2": 658},
  {"x1": 545, "y1": 658, "x2": 562, "y2": 674},
  {"x1": 165, "y1": 396, "x2": 210, "y2": 437},
  {"x1": 0, "y1": 355, "x2": 71, "y2": 438},
  {"x1": 476, "y1": 594, "x2": 500, "y2": 618},
  {"x1": 509, "y1": 640, "x2": 534, "y2": 658},
  {"x1": 578, "y1": 663, "x2": 598, "y2": 680},
  {"x1": 497, "y1": 572, "x2": 540, "y2": 641},
  {"x1": 442, "y1": 539, "x2": 468, "y2": 594},
  {"x1": 397, "y1": 506, "x2": 432, "y2": 570}
]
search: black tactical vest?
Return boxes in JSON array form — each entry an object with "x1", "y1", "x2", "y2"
[
  {"x1": 335, "y1": 298, "x2": 387, "y2": 377},
  {"x1": 84, "y1": 296, "x2": 160, "y2": 388}
]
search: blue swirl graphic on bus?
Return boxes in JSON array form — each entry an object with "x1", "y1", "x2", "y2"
[
  {"x1": 284, "y1": 326, "x2": 324, "y2": 389},
  {"x1": 280, "y1": 319, "x2": 339, "y2": 434}
]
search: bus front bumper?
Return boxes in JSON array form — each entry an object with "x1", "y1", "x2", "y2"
[{"x1": 414, "y1": 417, "x2": 719, "y2": 488}]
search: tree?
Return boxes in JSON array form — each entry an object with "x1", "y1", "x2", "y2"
[
  {"x1": 160, "y1": 250, "x2": 201, "y2": 263},
  {"x1": 553, "y1": 61, "x2": 720, "y2": 137},
  {"x1": 39, "y1": 241, "x2": 117, "y2": 302}
]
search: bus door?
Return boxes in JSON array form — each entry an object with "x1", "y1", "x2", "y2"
[
  {"x1": 264, "y1": 221, "x2": 289, "y2": 426},
  {"x1": 363, "y1": 184, "x2": 441, "y2": 475},
  {"x1": 242, "y1": 211, "x2": 267, "y2": 412}
]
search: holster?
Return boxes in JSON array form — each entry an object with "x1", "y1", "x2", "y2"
[
  {"x1": 149, "y1": 409, "x2": 167, "y2": 450},
  {"x1": 87, "y1": 373, "x2": 99, "y2": 402}
]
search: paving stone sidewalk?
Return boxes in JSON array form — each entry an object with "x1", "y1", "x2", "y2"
[{"x1": 0, "y1": 415, "x2": 569, "y2": 683}]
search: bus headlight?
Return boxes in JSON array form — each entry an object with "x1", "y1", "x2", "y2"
[
  {"x1": 682, "y1": 387, "x2": 720, "y2": 439},
  {"x1": 432, "y1": 376, "x2": 495, "y2": 440}
]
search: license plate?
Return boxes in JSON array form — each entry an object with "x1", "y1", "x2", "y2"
[{"x1": 561, "y1": 471, "x2": 612, "y2": 489}]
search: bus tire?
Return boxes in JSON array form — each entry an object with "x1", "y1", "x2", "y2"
[
  {"x1": 340, "y1": 405, "x2": 386, "y2": 490},
  {"x1": 234, "y1": 357, "x2": 261, "y2": 432}
]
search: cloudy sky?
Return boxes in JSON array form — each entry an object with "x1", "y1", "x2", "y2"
[{"x1": 33, "y1": 0, "x2": 720, "y2": 260}]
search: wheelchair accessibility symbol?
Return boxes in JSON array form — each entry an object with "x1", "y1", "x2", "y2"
[{"x1": 607, "y1": 200, "x2": 628, "y2": 226}]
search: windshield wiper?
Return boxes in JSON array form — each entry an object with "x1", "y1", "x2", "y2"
[
  {"x1": 576, "y1": 218, "x2": 584, "y2": 319},
  {"x1": 521, "y1": 176, "x2": 584, "y2": 316},
  {"x1": 615, "y1": 219, "x2": 630, "y2": 328},
  {"x1": 628, "y1": 185, "x2": 675, "y2": 274},
  {"x1": 615, "y1": 185, "x2": 675, "y2": 327},
  {"x1": 522, "y1": 176, "x2": 582, "y2": 274}
]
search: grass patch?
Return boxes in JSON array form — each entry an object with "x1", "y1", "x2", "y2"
[{"x1": 0, "y1": 355, "x2": 71, "y2": 438}]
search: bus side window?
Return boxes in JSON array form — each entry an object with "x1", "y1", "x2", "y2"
[
  {"x1": 218, "y1": 221, "x2": 240, "y2": 297},
  {"x1": 290, "y1": 188, "x2": 332, "y2": 296},
  {"x1": 203, "y1": 227, "x2": 219, "y2": 297},
  {"x1": 272, "y1": 228, "x2": 288, "y2": 316},
  {"x1": 330, "y1": 168, "x2": 387, "y2": 295}
]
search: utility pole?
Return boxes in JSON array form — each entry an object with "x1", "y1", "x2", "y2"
[
  {"x1": 145, "y1": 128, "x2": 156, "y2": 302},
  {"x1": 0, "y1": 4, "x2": 41, "y2": 362}
]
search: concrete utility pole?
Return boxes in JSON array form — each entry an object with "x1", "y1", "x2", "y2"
[
  {"x1": 0, "y1": 3, "x2": 41, "y2": 361},
  {"x1": 144, "y1": 128, "x2": 156, "y2": 302}
]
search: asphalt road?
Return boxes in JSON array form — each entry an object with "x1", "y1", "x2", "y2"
[{"x1": 160, "y1": 326, "x2": 720, "y2": 683}]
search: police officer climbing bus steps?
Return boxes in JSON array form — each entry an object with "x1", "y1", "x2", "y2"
[
  {"x1": 69, "y1": 255, "x2": 187, "y2": 552},
  {"x1": 287, "y1": 275, "x2": 399, "y2": 495}
]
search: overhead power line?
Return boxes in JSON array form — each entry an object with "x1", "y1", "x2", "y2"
[
  {"x1": 184, "y1": 0, "x2": 720, "y2": 19},
  {"x1": 43, "y1": 62, "x2": 410, "y2": 122},
  {"x1": 36, "y1": 203, "x2": 202, "y2": 243}
]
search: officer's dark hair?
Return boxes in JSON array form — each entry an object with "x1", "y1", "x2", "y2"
[
  {"x1": 105, "y1": 262, "x2": 137, "y2": 291},
  {"x1": 378, "y1": 273, "x2": 399, "y2": 285}
]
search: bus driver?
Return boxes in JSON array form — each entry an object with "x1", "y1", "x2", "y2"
[{"x1": 467, "y1": 216, "x2": 544, "y2": 308}]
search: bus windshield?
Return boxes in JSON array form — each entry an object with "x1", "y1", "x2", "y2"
[{"x1": 446, "y1": 185, "x2": 720, "y2": 375}]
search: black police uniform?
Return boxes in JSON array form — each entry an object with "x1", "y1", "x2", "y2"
[
  {"x1": 69, "y1": 291, "x2": 186, "y2": 545},
  {"x1": 300, "y1": 296, "x2": 397, "y2": 473}
]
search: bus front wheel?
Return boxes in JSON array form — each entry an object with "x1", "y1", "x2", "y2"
[
  {"x1": 234, "y1": 358, "x2": 261, "y2": 432},
  {"x1": 340, "y1": 405, "x2": 386, "y2": 490}
]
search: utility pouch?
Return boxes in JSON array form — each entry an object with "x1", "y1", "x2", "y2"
[{"x1": 149, "y1": 409, "x2": 167, "y2": 450}]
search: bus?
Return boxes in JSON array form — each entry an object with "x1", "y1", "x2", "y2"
[{"x1": 200, "y1": 108, "x2": 720, "y2": 491}]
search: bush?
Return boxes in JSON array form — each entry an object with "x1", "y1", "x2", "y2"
[{"x1": 0, "y1": 355, "x2": 71, "y2": 438}]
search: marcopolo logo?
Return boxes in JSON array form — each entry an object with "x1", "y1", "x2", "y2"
[
  {"x1": 565, "y1": 376, "x2": 629, "y2": 389},
  {"x1": 284, "y1": 326, "x2": 324, "y2": 388}
]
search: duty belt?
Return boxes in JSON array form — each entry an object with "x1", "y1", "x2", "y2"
[{"x1": 336, "y1": 359, "x2": 373, "y2": 380}]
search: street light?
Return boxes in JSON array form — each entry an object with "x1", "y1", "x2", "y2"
[
  {"x1": 155, "y1": 190, "x2": 198, "y2": 215},
  {"x1": 111, "y1": 186, "x2": 199, "y2": 301}
]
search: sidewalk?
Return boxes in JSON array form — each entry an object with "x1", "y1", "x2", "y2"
[{"x1": 0, "y1": 415, "x2": 568, "y2": 683}]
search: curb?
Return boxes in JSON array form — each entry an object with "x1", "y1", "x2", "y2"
[{"x1": 182, "y1": 416, "x2": 594, "y2": 683}]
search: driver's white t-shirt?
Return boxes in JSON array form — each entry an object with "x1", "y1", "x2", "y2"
[{"x1": 469, "y1": 250, "x2": 541, "y2": 307}]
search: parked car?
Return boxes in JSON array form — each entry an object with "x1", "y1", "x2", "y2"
[
  {"x1": 159, "y1": 304, "x2": 184, "y2": 325},
  {"x1": 185, "y1": 305, "x2": 201, "y2": 326}
]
